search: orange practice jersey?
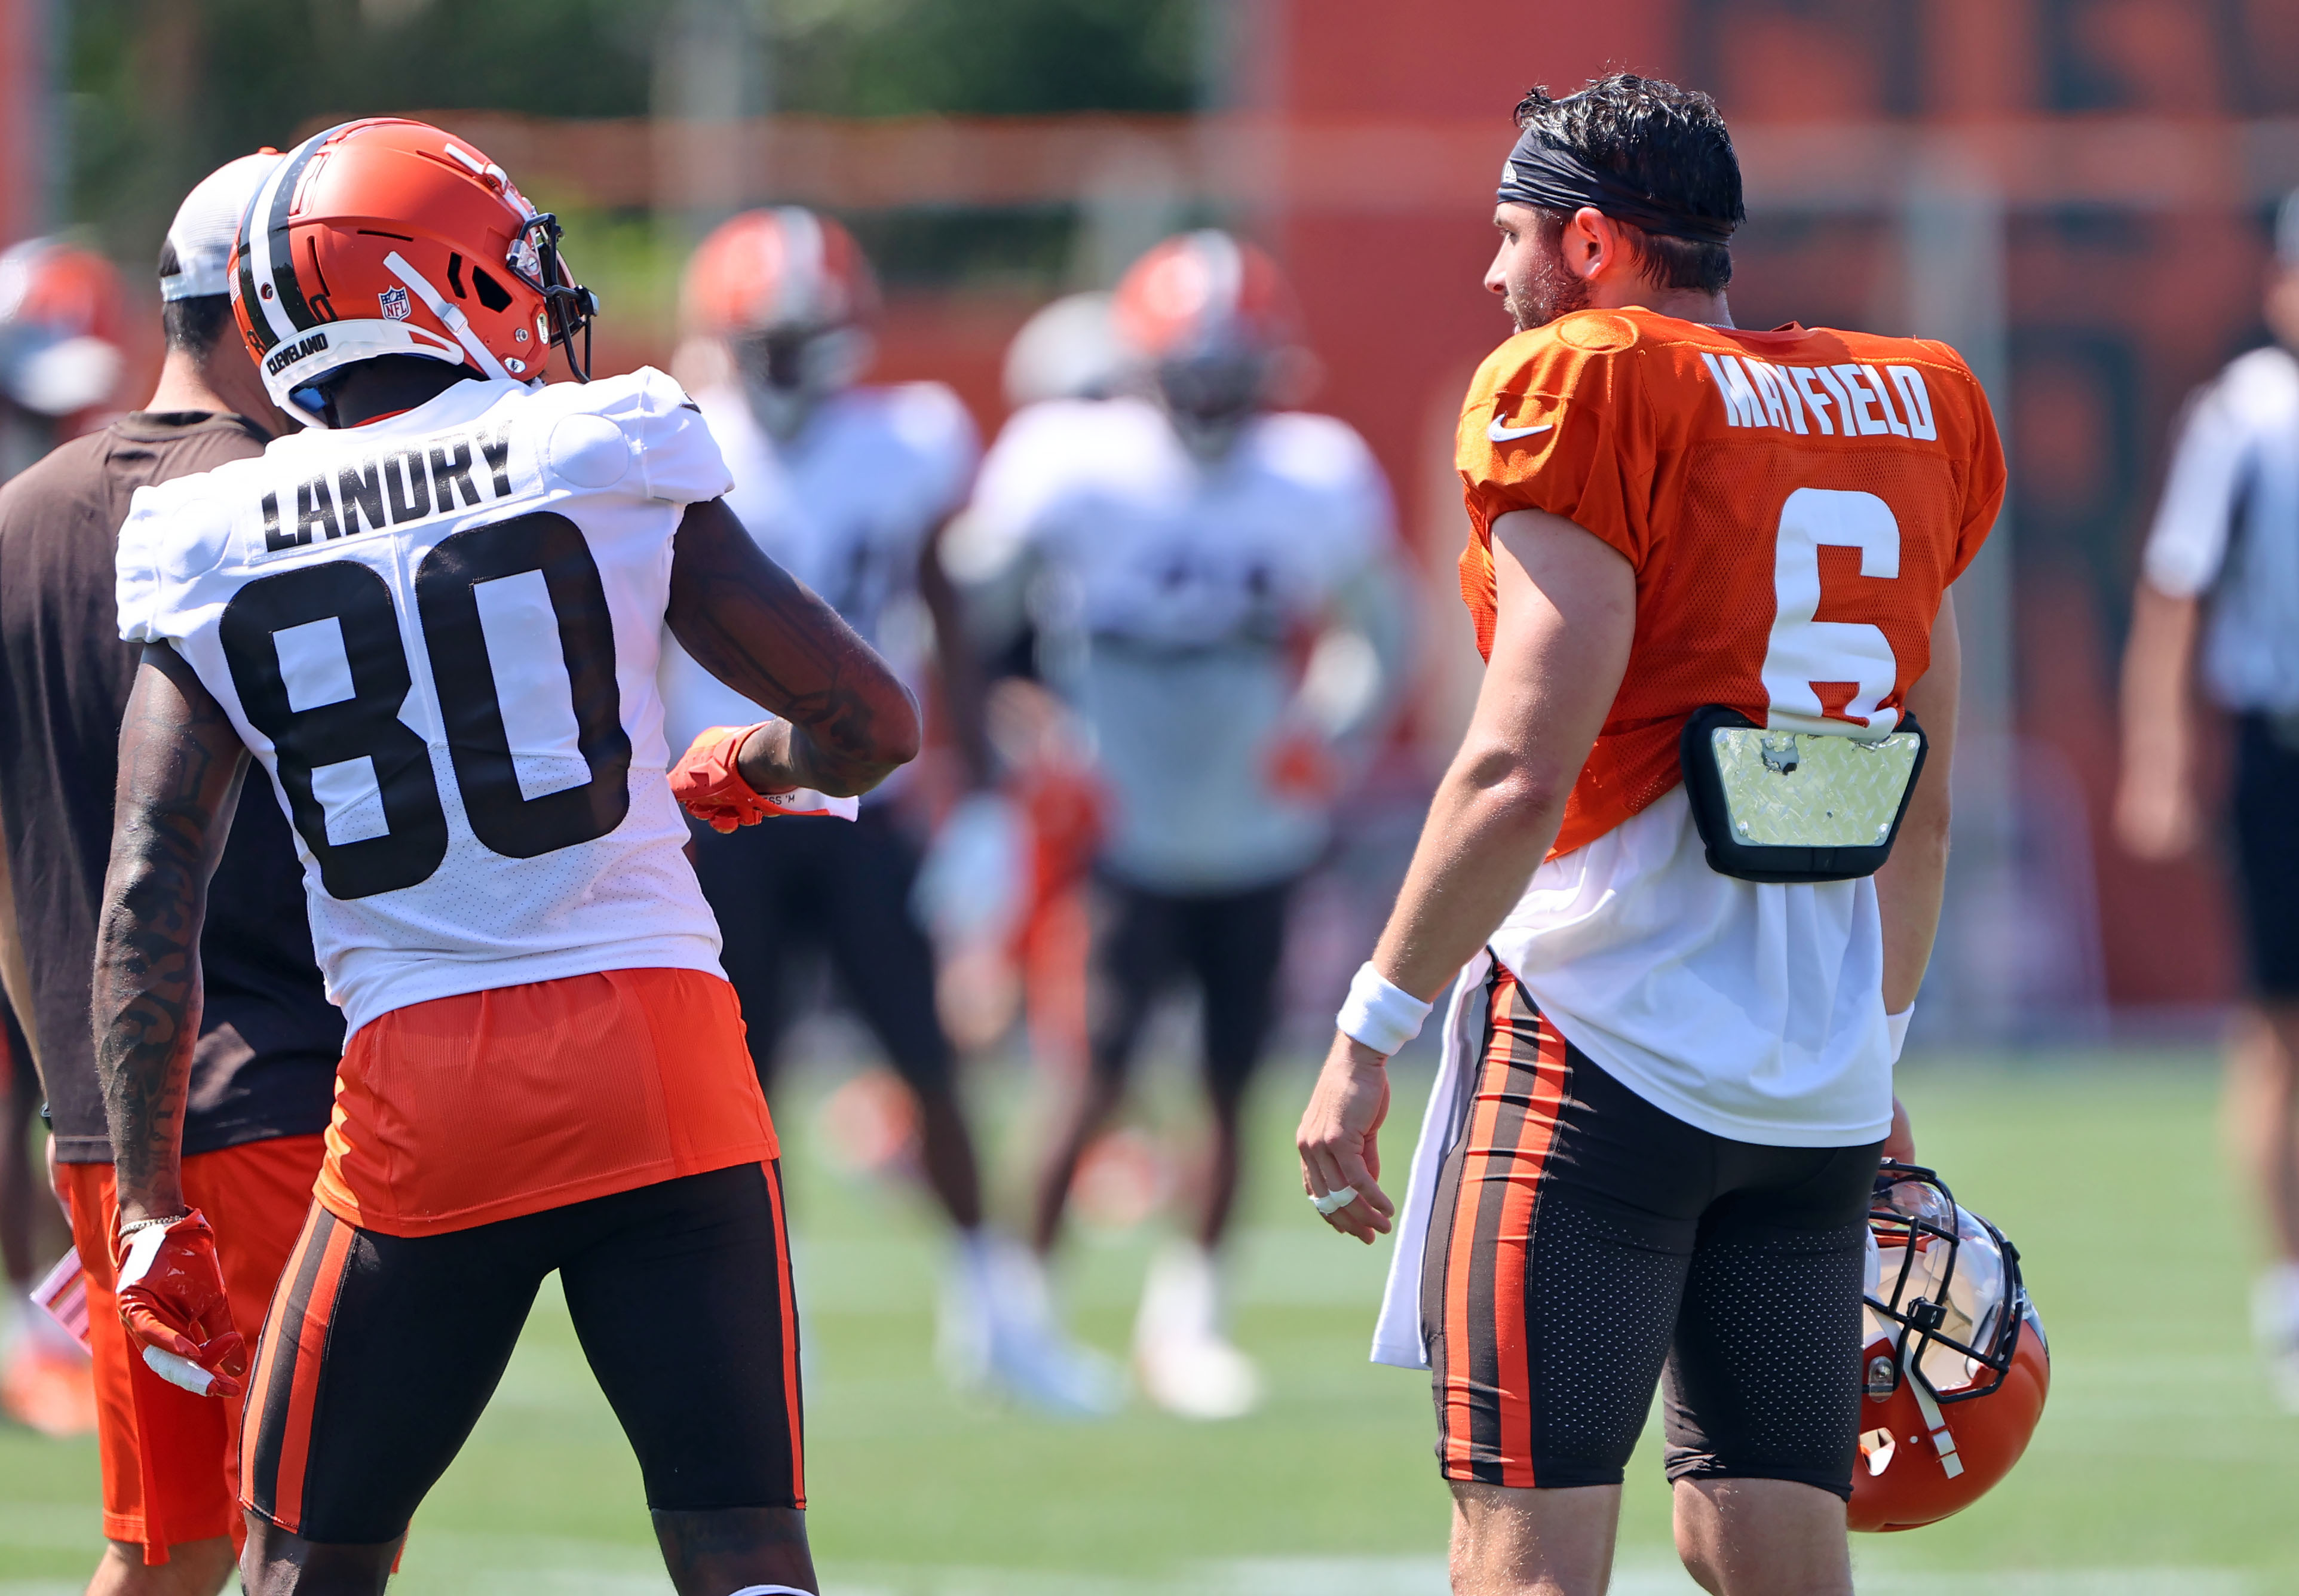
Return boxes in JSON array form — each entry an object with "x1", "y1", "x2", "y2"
[{"x1": 1457, "y1": 308, "x2": 2005, "y2": 858}]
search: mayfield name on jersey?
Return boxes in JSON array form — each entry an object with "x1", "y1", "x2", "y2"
[
  {"x1": 117, "y1": 367, "x2": 736, "y2": 1032},
  {"x1": 1457, "y1": 307, "x2": 2004, "y2": 1144}
]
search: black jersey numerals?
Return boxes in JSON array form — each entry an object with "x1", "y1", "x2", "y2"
[
  {"x1": 416, "y1": 514, "x2": 631, "y2": 858},
  {"x1": 220, "y1": 560, "x2": 449, "y2": 900},
  {"x1": 219, "y1": 512, "x2": 628, "y2": 900}
]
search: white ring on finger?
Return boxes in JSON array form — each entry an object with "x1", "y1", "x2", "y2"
[{"x1": 1311, "y1": 1186, "x2": 1359, "y2": 1217}]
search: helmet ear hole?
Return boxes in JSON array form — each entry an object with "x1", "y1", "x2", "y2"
[{"x1": 471, "y1": 267, "x2": 513, "y2": 314}]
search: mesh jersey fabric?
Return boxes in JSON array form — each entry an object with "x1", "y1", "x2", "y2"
[
  {"x1": 1449, "y1": 308, "x2": 2003, "y2": 1146},
  {"x1": 0, "y1": 410, "x2": 340, "y2": 1161},
  {"x1": 656, "y1": 380, "x2": 980, "y2": 763},
  {"x1": 314, "y1": 966, "x2": 774, "y2": 1236},
  {"x1": 1455, "y1": 308, "x2": 2003, "y2": 858},
  {"x1": 114, "y1": 369, "x2": 734, "y2": 1032}
]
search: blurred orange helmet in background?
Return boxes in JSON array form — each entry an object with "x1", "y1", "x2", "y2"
[
  {"x1": 682, "y1": 207, "x2": 880, "y2": 340},
  {"x1": 1112, "y1": 230, "x2": 1302, "y2": 453},
  {"x1": 231, "y1": 116, "x2": 598, "y2": 427},
  {"x1": 1849, "y1": 1162, "x2": 2050, "y2": 1534},
  {"x1": 0, "y1": 238, "x2": 126, "y2": 418},
  {"x1": 683, "y1": 207, "x2": 879, "y2": 437},
  {"x1": 1111, "y1": 229, "x2": 1296, "y2": 363}
]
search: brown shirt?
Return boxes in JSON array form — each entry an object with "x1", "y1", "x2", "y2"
[{"x1": 0, "y1": 412, "x2": 341, "y2": 1161}]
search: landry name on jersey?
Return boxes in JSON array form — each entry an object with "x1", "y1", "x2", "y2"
[
  {"x1": 117, "y1": 368, "x2": 738, "y2": 1032},
  {"x1": 1456, "y1": 308, "x2": 2006, "y2": 860}
]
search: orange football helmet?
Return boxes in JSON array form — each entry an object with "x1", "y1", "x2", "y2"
[
  {"x1": 0, "y1": 238, "x2": 126, "y2": 417},
  {"x1": 231, "y1": 116, "x2": 597, "y2": 426},
  {"x1": 1111, "y1": 229, "x2": 1295, "y2": 362},
  {"x1": 1112, "y1": 231, "x2": 1301, "y2": 452},
  {"x1": 1849, "y1": 1162, "x2": 2049, "y2": 1533},
  {"x1": 682, "y1": 207, "x2": 879, "y2": 437}
]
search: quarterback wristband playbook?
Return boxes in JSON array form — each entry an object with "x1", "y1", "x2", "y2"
[
  {"x1": 1679, "y1": 705, "x2": 1927, "y2": 884},
  {"x1": 1337, "y1": 962, "x2": 1432, "y2": 1057}
]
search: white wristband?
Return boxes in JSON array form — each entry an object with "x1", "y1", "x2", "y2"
[
  {"x1": 1337, "y1": 962, "x2": 1433, "y2": 1057},
  {"x1": 1886, "y1": 1005, "x2": 1914, "y2": 1064}
]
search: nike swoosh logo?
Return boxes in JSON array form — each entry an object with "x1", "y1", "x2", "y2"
[{"x1": 1488, "y1": 419, "x2": 1554, "y2": 442}]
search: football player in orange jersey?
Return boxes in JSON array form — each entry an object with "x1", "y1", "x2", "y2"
[{"x1": 1296, "y1": 75, "x2": 2003, "y2": 1595}]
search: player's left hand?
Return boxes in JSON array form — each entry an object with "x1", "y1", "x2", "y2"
[
  {"x1": 1883, "y1": 1095, "x2": 1915, "y2": 1164},
  {"x1": 1297, "y1": 1030, "x2": 1394, "y2": 1245},
  {"x1": 112, "y1": 1210, "x2": 246, "y2": 1399}
]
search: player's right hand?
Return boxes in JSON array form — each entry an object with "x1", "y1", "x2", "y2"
[
  {"x1": 669, "y1": 724, "x2": 787, "y2": 832},
  {"x1": 2112, "y1": 766, "x2": 2199, "y2": 862},
  {"x1": 112, "y1": 1210, "x2": 245, "y2": 1399},
  {"x1": 1297, "y1": 1031, "x2": 1395, "y2": 1245}
]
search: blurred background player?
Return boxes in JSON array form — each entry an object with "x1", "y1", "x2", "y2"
[
  {"x1": 0, "y1": 155, "x2": 342, "y2": 1593},
  {"x1": 956, "y1": 231, "x2": 1411, "y2": 1418},
  {"x1": 0, "y1": 235, "x2": 127, "y2": 1439},
  {"x1": 657, "y1": 207, "x2": 1111, "y2": 1413},
  {"x1": 2118, "y1": 187, "x2": 2299, "y2": 1407}
]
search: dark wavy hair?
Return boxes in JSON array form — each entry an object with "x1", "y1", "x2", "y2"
[{"x1": 1513, "y1": 73, "x2": 1744, "y2": 294}]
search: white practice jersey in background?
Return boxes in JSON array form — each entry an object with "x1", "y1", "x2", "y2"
[
  {"x1": 962, "y1": 396, "x2": 1394, "y2": 892},
  {"x1": 656, "y1": 380, "x2": 979, "y2": 757},
  {"x1": 117, "y1": 369, "x2": 735, "y2": 1032},
  {"x1": 2142, "y1": 343, "x2": 2299, "y2": 715}
]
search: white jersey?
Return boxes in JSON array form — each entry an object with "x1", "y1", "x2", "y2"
[
  {"x1": 117, "y1": 369, "x2": 735, "y2": 1033},
  {"x1": 657, "y1": 380, "x2": 977, "y2": 753},
  {"x1": 961, "y1": 396, "x2": 1394, "y2": 891},
  {"x1": 2142, "y1": 344, "x2": 2299, "y2": 714}
]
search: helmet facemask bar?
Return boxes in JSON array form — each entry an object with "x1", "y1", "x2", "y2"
[
  {"x1": 511, "y1": 212, "x2": 597, "y2": 382},
  {"x1": 1865, "y1": 1161, "x2": 2031, "y2": 1406}
]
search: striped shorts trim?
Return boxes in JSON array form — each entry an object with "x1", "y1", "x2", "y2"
[
  {"x1": 241, "y1": 1206, "x2": 355, "y2": 1531},
  {"x1": 238, "y1": 1162, "x2": 806, "y2": 1543},
  {"x1": 1423, "y1": 965, "x2": 1572, "y2": 1487}
]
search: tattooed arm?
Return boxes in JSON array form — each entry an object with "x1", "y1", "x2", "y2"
[
  {"x1": 94, "y1": 643, "x2": 249, "y2": 1223},
  {"x1": 666, "y1": 496, "x2": 922, "y2": 797}
]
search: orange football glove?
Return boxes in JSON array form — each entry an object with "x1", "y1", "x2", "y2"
[
  {"x1": 669, "y1": 724, "x2": 790, "y2": 833},
  {"x1": 112, "y1": 1210, "x2": 245, "y2": 1398}
]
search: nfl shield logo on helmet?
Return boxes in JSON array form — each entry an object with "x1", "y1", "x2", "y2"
[{"x1": 378, "y1": 285, "x2": 411, "y2": 322}]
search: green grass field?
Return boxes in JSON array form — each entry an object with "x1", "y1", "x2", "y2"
[{"x1": 0, "y1": 1046, "x2": 2284, "y2": 1594}]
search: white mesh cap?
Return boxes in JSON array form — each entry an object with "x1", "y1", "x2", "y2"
[{"x1": 160, "y1": 151, "x2": 283, "y2": 302}]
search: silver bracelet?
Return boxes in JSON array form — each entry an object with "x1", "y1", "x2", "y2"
[{"x1": 117, "y1": 1213, "x2": 188, "y2": 1238}]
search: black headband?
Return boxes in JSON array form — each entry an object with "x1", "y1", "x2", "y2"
[{"x1": 1497, "y1": 128, "x2": 1740, "y2": 245}]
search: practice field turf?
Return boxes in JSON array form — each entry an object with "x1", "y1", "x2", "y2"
[{"x1": 0, "y1": 1045, "x2": 2285, "y2": 1594}]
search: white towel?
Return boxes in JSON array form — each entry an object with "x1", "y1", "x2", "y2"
[{"x1": 1370, "y1": 949, "x2": 1491, "y2": 1370}]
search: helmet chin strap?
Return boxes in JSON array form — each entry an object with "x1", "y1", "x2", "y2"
[
  {"x1": 1905, "y1": 1371, "x2": 1965, "y2": 1478},
  {"x1": 382, "y1": 250, "x2": 515, "y2": 383}
]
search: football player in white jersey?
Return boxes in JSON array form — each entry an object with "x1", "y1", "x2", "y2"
[
  {"x1": 654, "y1": 208, "x2": 1117, "y2": 1414},
  {"x1": 955, "y1": 232, "x2": 1412, "y2": 1417},
  {"x1": 93, "y1": 118, "x2": 918, "y2": 1596}
]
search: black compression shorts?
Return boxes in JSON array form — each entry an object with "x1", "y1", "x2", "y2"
[
  {"x1": 690, "y1": 807, "x2": 953, "y2": 1093},
  {"x1": 240, "y1": 1162, "x2": 804, "y2": 1544},
  {"x1": 1422, "y1": 963, "x2": 1880, "y2": 1499},
  {"x1": 2233, "y1": 713, "x2": 2299, "y2": 1000},
  {"x1": 1090, "y1": 873, "x2": 1295, "y2": 1098}
]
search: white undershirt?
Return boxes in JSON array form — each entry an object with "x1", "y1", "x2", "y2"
[{"x1": 1488, "y1": 785, "x2": 1893, "y2": 1147}]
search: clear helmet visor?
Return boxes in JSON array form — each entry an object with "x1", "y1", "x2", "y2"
[{"x1": 1865, "y1": 1184, "x2": 2010, "y2": 1396}]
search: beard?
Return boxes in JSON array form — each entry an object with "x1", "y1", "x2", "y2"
[{"x1": 1506, "y1": 229, "x2": 1590, "y2": 332}]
